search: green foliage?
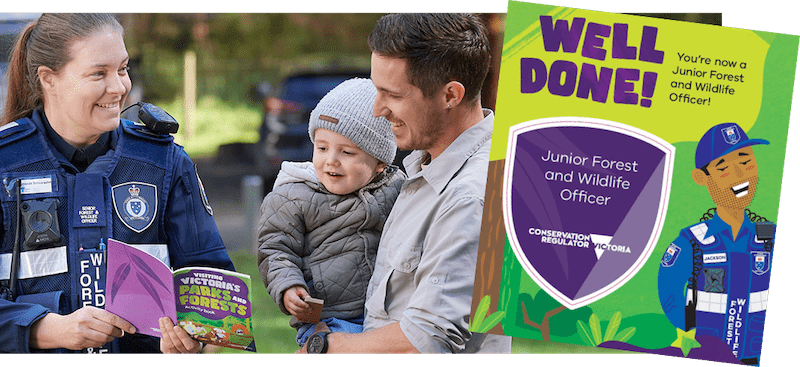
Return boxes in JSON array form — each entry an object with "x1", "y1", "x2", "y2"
[
  {"x1": 516, "y1": 291, "x2": 592, "y2": 339},
  {"x1": 127, "y1": 14, "x2": 381, "y2": 105},
  {"x1": 469, "y1": 295, "x2": 506, "y2": 333},
  {"x1": 575, "y1": 311, "x2": 637, "y2": 347},
  {"x1": 158, "y1": 96, "x2": 262, "y2": 158},
  {"x1": 610, "y1": 313, "x2": 675, "y2": 349},
  {"x1": 603, "y1": 311, "x2": 621, "y2": 342},
  {"x1": 576, "y1": 319, "x2": 596, "y2": 347}
]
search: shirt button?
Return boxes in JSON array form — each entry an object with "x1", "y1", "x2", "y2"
[
  {"x1": 431, "y1": 277, "x2": 439, "y2": 284},
  {"x1": 404, "y1": 263, "x2": 410, "y2": 270}
]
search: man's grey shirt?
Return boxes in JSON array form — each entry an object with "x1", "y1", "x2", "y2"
[{"x1": 363, "y1": 110, "x2": 512, "y2": 353}]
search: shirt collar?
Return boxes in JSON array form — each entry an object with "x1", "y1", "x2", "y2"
[
  {"x1": 705, "y1": 211, "x2": 755, "y2": 239},
  {"x1": 39, "y1": 109, "x2": 112, "y2": 167},
  {"x1": 403, "y1": 109, "x2": 493, "y2": 194}
]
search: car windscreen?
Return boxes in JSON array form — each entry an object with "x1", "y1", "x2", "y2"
[{"x1": 280, "y1": 74, "x2": 368, "y2": 110}]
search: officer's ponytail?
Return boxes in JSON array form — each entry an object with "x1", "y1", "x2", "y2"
[
  {"x1": 2, "y1": 14, "x2": 123, "y2": 125},
  {"x1": 2, "y1": 22, "x2": 37, "y2": 125}
]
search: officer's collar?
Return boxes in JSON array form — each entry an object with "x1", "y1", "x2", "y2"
[
  {"x1": 706, "y1": 210, "x2": 755, "y2": 239},
  {"x1": 34, "y1": 108, "x2": 118, "y2": 166}
]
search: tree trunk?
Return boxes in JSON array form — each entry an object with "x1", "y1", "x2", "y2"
[{"x1": 471, "y1": 159, "x2": 506, "y2": 334}]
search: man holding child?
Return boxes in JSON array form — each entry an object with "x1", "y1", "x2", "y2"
[{"x1": 300, "y1": 13, "x2": 512, "y2": 354}]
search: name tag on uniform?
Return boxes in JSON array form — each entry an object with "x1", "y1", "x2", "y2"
[
  {"x1": 20, "y1": 176, "x2": 55, "y2": 195},
  {"x1": 703, "y1": 253, "x2": 728, "y2": 264}
]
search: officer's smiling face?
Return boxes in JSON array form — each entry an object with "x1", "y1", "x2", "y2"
[
  {"x1": 40, "y1": 26, "x2": 131, "y2": 148},
  {"x1": 696, "y1": 146, "x2": 759, "y2": 210}
]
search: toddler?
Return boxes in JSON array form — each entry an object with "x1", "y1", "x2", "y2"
[{"x1": 257, "y1": 78, "x2": 405, "y2": 346}]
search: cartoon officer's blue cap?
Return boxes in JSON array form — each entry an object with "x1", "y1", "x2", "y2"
[{"x1": 695, "y1": 122, "x2": 769, "y2": 169}]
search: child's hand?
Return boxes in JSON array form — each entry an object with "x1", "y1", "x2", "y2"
[{"x1": 283, "y1": 285, "x2": 311, "y2": 317}]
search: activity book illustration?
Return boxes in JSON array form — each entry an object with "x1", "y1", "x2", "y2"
[
  {"x1": 106, "y1": 239, "x2": 256, "y2": 352},
  {"x1": 470, "y1": 1, "x2": 797, "y2": 365}
]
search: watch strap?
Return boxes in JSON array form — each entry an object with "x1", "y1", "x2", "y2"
[{"x1": 308, "y1": 330, "x2": 332, "y2": 353}]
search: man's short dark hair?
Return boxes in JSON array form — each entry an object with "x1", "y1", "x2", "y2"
[{"x1": 368, "y1": 13, "x2": 491, "y2": 103}]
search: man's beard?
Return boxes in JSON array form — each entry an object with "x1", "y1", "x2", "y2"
[
  {"x1": 392, "y1": 109, "x2": 447, "y2": 152},
  {"x1": 706, "y1": 176, "x2": 758, "y2": 211}
]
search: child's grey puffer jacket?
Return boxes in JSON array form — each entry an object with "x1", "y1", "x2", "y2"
[{"x1": 257, "y1": 161, "x2": 406, "y2": 323}]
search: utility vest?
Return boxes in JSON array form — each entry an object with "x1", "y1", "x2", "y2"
[
  {"x1": 689, "y1": 220, "x2": 771, "y2": 362},
  {"x1": 0, "y1": 113, "x2": 174, "y2": 353}
]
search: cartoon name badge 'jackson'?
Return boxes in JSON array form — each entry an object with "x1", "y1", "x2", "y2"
[{"x1": 503, "y1": 117, "x2": 675, "y2": 309}]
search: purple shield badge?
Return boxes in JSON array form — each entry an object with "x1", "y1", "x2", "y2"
[
  {"x1": 503, "y1": 118, "x2": 674, "y2": 309},
  {"x1": 112, "y1": 182, "x2": 158, "y2": 233}
]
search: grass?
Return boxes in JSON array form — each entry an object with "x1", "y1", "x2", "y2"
[{"x1": 224, "y1": 250, "x2": 299, "y2": 353}]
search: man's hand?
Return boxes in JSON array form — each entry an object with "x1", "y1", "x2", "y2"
[
  {"x1": 295, "y1": 322, "x2": 419, "y2": 353},
  {"x1": 296, "y1": 321, "x2": 331, "y2": 354},
  {"x1": 159, "y1": 317, "x2": 203, "y2": 353},
  {"x1": 30, "y1": 306, "x2": 136, "y2": 350}
]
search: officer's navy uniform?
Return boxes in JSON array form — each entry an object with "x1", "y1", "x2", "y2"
[
  {"x1": 658, "y1": 213, "x2": 773, "y2": 363},
  {"x1": 0, "y1": 109, "x2": 234, "y2": 353}
]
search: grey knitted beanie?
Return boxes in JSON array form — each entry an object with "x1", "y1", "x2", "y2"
[{"x1": 308, "y1": 78, "x2": 396, "y2": 164}]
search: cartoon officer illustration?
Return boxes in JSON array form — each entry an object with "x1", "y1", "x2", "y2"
[{"x1": 658, "y1": 122, "x2": 775, "y2": 365}]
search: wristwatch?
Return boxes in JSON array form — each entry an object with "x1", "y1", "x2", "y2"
[{"x1": 307, "y1": 331, "x2": 331, "y2": 354}]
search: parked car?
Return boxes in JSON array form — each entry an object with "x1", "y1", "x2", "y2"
[
  {"x1": 252, "y1": 69, "x2": 371, "y2": 186},
  {"x1": 0, "y1": 13, "x2": 40, "y2": 119}
]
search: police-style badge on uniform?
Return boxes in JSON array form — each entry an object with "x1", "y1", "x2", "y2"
[
  {"x1": 112, "y1": 182, "x2": 157, "y2": 233},
  {"x1": 751, "y1": 251, "x2": 771, "y2": 276},
  {"x1": 661, "y1": 243, "x2": 681, "y2": 267},
  {"x1": 721, "y1": 125, "x2": 741, "y2": 145}
]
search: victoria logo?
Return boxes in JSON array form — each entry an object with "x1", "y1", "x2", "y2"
[{"x1": 503, "y1": 117, "x2": 675, "y2": 309}]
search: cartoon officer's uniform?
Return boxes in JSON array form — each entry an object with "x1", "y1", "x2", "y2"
[{"x1": 657, "y1": 123, "x2": 775, "y2": 365}]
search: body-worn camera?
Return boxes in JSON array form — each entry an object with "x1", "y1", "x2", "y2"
[
  {"x1": 138, "y1": 102, "x2": 179, "y2": 134},
  {"x1": 121, "y1": 102, "x2": 180, "y2": 135},
  {"x1": 21, "y1": 198, "x2": 61, "y2": 250}
]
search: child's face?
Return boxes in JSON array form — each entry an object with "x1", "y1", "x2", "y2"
[{"x1": 313, "y1": 128, "x2": 386, "y2": 195}]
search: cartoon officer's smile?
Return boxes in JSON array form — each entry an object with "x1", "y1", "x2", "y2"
[{"x1": 731, "y1": 181, "x2": 749, "y2": 198}]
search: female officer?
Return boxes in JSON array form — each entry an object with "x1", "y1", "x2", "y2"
[{"x1": 0, "y1": 13, "x2": 234, "y2": 353}]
